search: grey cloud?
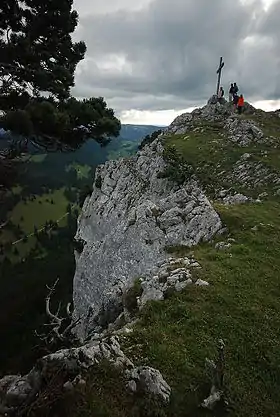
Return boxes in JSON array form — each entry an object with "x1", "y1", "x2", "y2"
[{"x1": 72, "y1": 0, "x2": 280, "y2": 114}]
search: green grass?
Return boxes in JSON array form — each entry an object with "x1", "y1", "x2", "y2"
[
  {"x1": 120, "y1": 201, "x2": 280, "y2": 416},
  {"x1": 240, "y1": 112, "x2": 280, "y2": 140},
  {"x1": 164, "y1": 131, "x2": 243, "y2": 194},
  {"x1": 0, "y1": 229, "x2": 14, "y2": 242},
  {"x1": 30, "y1": 154, "x2": 47, "y2": 163},
  {"x1": 11, "y1": 185, "x2": 23, "y2": 195},
  {"x1": 33, "y1": 201, "x2": 280, "y2": 417},
  {"x1": 1, "y1": 188, "x2": 70, "y2": 260},
  {"x1": 66, "y1": 163, "x2": 91, "y2": 179},
  {"x1": 163, "y1": 113, "x2": 280, "y2": 197},
  {"x1": 12, "y1": 235, "x2": 37, "y2": 260},
  {"x1": 11, "y1": 188, "x2": 69, "y2": 234}
]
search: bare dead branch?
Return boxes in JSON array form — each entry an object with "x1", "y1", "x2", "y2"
[
  {"x1": 35, "y1": 279, "x2": 80, "y2": 347},
  {"x1": 55, "y1": 301, "x2": 62, "y2": 317},
  {"x1": 66, "y1": 302, "x2": 72, "y2": 317},
  {"x1": 62, "y1": 317, "x2": 81, "y2": 337}
]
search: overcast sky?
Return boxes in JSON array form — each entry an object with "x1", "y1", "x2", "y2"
[{"x1": 72, "y1": 0, "x2": 280, "y2": 125}]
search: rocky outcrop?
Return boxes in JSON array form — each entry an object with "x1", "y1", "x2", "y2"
[
  {"x1": 138, "y1": 255, "x2": 206, "y2": 308},
  {"x1": 126, "y1": 366, "x2": 171, "y2": 402},
  {"x1": 0, "y1": 336, "x2": 171, "y2": 412},
  {"x1": 218, "y1": 153, "x2": 280, "y2": 193},
  {"x1": 74, "y1": 98, "x2": 278, "y2": 339},
  {"x1": 167, "y1": 98, "x2": 231, "y2": 135},
  {"x1": 224, "y1": 116, "x2": 264, "y2": 146},
  {"x1": 73, "y1": 137, "x2": 222, "y2": 339}
]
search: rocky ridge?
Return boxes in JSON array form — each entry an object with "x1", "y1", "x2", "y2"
[
  {"x1": 2, "y1": 96, "x2": 280, "y2": 414},
  {"x1": 73, "y1": 133, "x2": 222, "y2": 340},
  {"x1": 167, "y1": 96, "x2": 280, "y2": 201}
]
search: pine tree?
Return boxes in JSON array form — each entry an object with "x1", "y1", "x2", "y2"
[
  {"x1": 0, "y1": 0, "x2": 121, "y2": 188},
  {"x1": 0, "y1": 0, "x2": 86, "y2": 101}
]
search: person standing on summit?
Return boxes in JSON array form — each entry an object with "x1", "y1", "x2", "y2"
[
  {"x1": 233, "y1": 82, "x2": 239, "y2": 95},
  {"x1": 237, "y1": 94, "x2": 244, "y2": 114},
  {"x1": 233, "y1": 93, "x2": 239, "y2": 110},
  {"x1": 217, "y1": 86, "x2": 224, "y2": 103},
  {"x1": 229, "y1": 83, "x2": 234, "y2": 102}
]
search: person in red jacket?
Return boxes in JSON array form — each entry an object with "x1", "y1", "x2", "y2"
[{"x1": 237, "y1": 94, "x2": 244, "y2": 114}]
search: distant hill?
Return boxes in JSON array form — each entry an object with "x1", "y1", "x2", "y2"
[
  {"x1": 118, "y1": 124, "x2": 164, "y2": 141},
  {"x1": 0, "y1": 123, "x2": 162, "y2": 231}
]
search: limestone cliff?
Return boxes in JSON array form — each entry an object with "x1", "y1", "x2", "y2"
[
  {"x1": 2, "y1": 98, "x2": 280, "y2": 414},
  {"x1": 73, "y1": 122, "x2": 222, "y2": 339}
]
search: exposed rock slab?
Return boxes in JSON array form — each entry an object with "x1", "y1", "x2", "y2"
[
  {"x1": 126, "y1": 366, "x2": 171, "y2": 403},
  {"x1": 0, "y1": 336, "x2": 171, "y2": 411},
  {"x1": 73, "y1": 138, "x2": 222, "y2": 339},
  {"x1": 166, "y1": 98, "x2": 232, "y2": 135},
  {"x1": 224, "y1": 117, "x2": 264, "y2": 146}
]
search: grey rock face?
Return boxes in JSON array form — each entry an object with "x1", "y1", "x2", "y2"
[
  {"x1": 44, "y1": 335, "x2": 134, "y2": 370},
  {"x1": 0, "y1": 372, "x2": 41, "y2": 410},
  {"x1": 226, "y1": 158, "x2": 280, "y2": 191},
  {"x1": 166, "y1": 98, "x2": 232, "y2": 136},
  {"x1": 207, "y1": 95, "x2": 227, "y2": 106},
  {"x1": 0, "y1": 335, "x2": 172, "y2": 411},
  {"x1": 126, "y1": 366, "x2": 171, "y2": 403},
  {"x1": 215, "y1": 241, "x2": 232, "y2": 251},
  {"x1": 138, "y1": 256, "x2": 203, "y2": 308},
  {"x1": 222, "y1": 193, "x2": 250, "y2": 205},
  {"x1": 224, "y1": 117, "x2": 264, "y2": 146},
  {"x1": 195, "y1": 279, "x2": 210, "y2": 287},
  {"x1": 73, "y1": 138, "x2": 222, "y2": 339},
  {"x1": 0, "y1": 337, "x2": 132, "y2": 411}
]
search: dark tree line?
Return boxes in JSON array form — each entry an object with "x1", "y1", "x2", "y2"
[{"x1": 0, "y1": 0, "x2": 121, "y2": 187}]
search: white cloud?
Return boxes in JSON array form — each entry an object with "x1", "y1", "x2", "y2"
[
  {"x1": 252, "y1": 99, "x2": 280, "y2": 111},
  {"x1": 120, "y1": 107, "x2": 197, "y2": 126},
  {"x1": 72, "y1": 0, "x2": 280, "y2": 125},
  {"x1": 120, "y1": 100, "x2": 280, "y2": 125},
  {"x1": 261, "y1": 0, "x2": 277, "y2": 11}
]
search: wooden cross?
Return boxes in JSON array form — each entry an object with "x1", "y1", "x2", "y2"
[{"x1": 216, "y1": 57, "x2": 225, "y2": 95}]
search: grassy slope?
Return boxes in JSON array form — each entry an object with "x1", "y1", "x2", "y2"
[
  {"x1": 29, "y1": 200, "x2": 280, "y2": 417},
  {"x1": 16, "y1": 112, "x2": 280, "y2": 416},
  {"x1": 165, "y1": 116, "x2": 280, "y2": 198},
  {"x1": 11, "y1": 188, "x2": 69, "y2": 233},
  {"x1": 125, "y1": 201, "x2": 280, "y2": 416},
  {"x1": 1, "y1": 188, "x2": 70, "y2": 260},
  {"x1": 66, "y1": 163, "x2": 92, "y2": 179}
]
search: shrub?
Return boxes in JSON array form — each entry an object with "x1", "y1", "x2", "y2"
[
  {"x1": 160, "y1": 145, "x2": 194, "y2": 184},
  {"x1": 123, "y1": 279, "x2": 143, "y2": 314}
]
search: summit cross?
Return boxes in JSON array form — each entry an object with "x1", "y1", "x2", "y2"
[{"x1": 216, "y1": 57, "x2": 225, "y2": 95}]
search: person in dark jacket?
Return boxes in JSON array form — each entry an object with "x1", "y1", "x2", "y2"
[
  {"x1": 229, "y1": 83, "x2": 234, "y2": 102},
  {"x1": 233, "y1": 93, "x2": 239, "y2": 110},
  {"x1": 233, "y1": 82, "x2": 239, "y2": 95}
]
